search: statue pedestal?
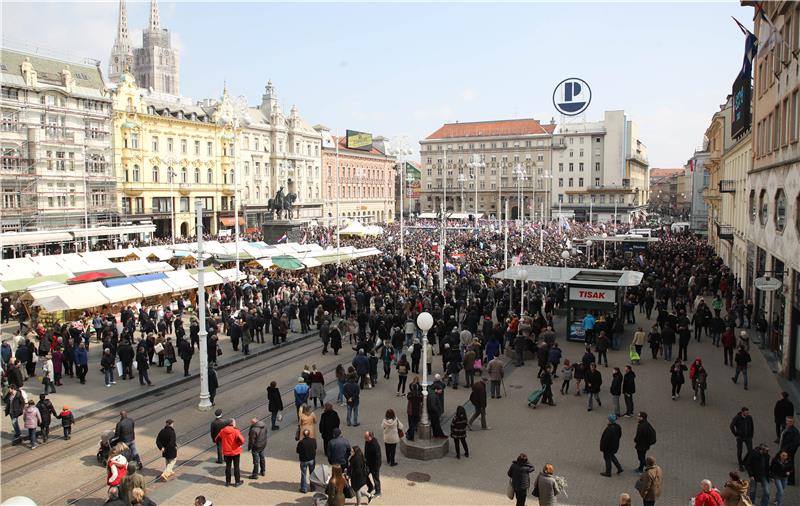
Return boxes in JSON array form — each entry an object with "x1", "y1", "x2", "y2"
[{"x1": 261, "y1": 220, "x2": 304, "y2": 244}]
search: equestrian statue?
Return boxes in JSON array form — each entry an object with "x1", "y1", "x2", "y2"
[{"x1": 267, "y1": 187, "x2": 297, "y2": 220}]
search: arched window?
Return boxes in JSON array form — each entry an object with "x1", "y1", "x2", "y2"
[
  {"x1": 245, "y1": 186, "x2": 250, "y2": 201},
  {"x1": 774, "y1": 189, "x2": 786, "y2": 232},
  {"x1": 167, "y1": 167, "x2": 174, "y2": 183},
  {"x1": 207, "y1": 169, "x2": 213, "y2": 184},
  {"x1": 194, "y1": 168, "x2": 200, "y2": 184},
  {"x1": 255, "y1": 187, "x2": 260, "y2": 201},
  {"x1": 759, "y1": 189, "x2": 768, "y2": 226},
  {"x1": 230, "y1": 169, "x2": 235, "y2": 185},
  {"x1": 132, "y1": 164, "x2": 140, "y2": 182},
  {"x1": 181, "y1": 167, "x2": 187, "y2": 183}
]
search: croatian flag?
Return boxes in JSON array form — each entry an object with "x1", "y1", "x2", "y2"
[{"x1": 277, "y1": 233, "x2": 288, "y2": 244}]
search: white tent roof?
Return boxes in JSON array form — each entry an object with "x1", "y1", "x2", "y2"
[
  {"x1": 492, "y1": 266, "x2": 644, "y2": 287},
  {"x1": 163, "y1": 270, "x2": 198, "y2": 292},
  {"x1": 193, "y1": 270, "x2": 224, "y2": 287},
  {"x1": 116, "y1": 261, "x2": 174, "y2": 277},
  {"x1": 217, "y1": 268, "x2": 242, "y2": 282},
  {"x1": 132, "y1": 279, "x2": 173, "y2": 298},
  {"x1": 97, "y1": 284, "x2": 144, "y2": 304},
  {"x1": 28, "y1": 283, "x2": 110, "y2": 311},
  {"x1": 137, "y1": 246, "x2": 175, "y2": 261}
]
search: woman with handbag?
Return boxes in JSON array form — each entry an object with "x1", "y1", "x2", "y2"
[
  {"x1": 507, "y1": 453, "x2": 535, "y2": 506},
  {"x1": 349, "y1": 445, "x2": 373, "y2": 505},
  {"x1": 381, "y1": 409, "x2": 403, "y2": 466}
]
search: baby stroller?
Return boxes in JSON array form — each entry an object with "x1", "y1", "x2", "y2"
[{"x1": 96, "y1": 429, "x2": 117, "y2": 466}]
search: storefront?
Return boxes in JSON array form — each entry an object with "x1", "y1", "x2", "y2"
[
  {"x1": 772, "y1": 257, "x2": 786, "y2": 357},
  {"x1": 565, "y1": 286, "x2": 623, "y2": 342},
  {"x1": 791, "y1": 269, "x2": 800, "y2": 380}
]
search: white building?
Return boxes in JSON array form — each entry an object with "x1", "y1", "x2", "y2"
[
  {"x1": 0, "y1": 48, "x2": 116, "y2": 233},
  {"x1": 552, "y1": 110, "x2": 649, "y2": 223}
]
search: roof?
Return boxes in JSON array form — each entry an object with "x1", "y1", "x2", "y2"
[
  {"x1": 426, "y1": 119, "x2": 554, "y2": 140},
  {"x1": 649, "y1": 168, "x2": 684, "y2": 178},
  {"x1": 493, "y1": 266, "x2": 644, "y2": 287},
  {"x1": 0, "y1": 48, "x2": 107, "y2": 98}
]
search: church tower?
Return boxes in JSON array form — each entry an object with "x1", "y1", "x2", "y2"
[
  {"x1": 108, "y1": 0, "x2": 133, "y2": 84},
  {"x1": 131, "y1": 0, "x2": 180, "y2": 95}
]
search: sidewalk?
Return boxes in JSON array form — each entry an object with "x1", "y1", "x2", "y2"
[{"x1": 1, "y1": 320, "x2": 320, "y2": 425}]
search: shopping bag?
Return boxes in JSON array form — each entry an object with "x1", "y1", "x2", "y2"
[
  {"x1": 277, "y1": 411, "x2": 284, "y2": 422},
  {"x1": 115, "y1": 361, "x2": 123, "y2": 377},
  {"x1": 506, "y1": 479, "x2": 515, "y2": 500},
  {"x1": 629, "y1": 346, "x2": 640, "y2": 362},
  {"x1": 154, "y1": 343, "x2": 164, "y2": 354},
  {"x1": 527, "y1": 388, "x2": 545, "y2": 407}
]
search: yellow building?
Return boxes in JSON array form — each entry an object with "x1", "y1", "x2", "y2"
[{"x1": 112, "y1": 72, "x2": 237, "y2": 238}]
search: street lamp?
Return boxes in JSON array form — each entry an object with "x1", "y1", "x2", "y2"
[
  {"x1": 196, "y1": 199, "x2": 212, "y2": 411},
  {"x1": 561, "y1": 249, "x2": 570, "y2": 268},
  {"x1": 386, "y1": 138, "x2": 413, "y2": 255},
  {"x1": 519, "y1": 268, "x2": 528, "y2": 316},
  {"x1": 416, "y1": 311, "x2": 433, "y2": 431},
  {"x1": 467, "y1": 154, "x2": 484, "y2": 223},
  {"x1": 514, "y1": 165, "x2": 527, "y2": 242},
  {"x1": 586, "y1": 239, "x2": 593, "y2": 265},
  {"x1": 457, "y1": 173, "x2": 467, "y2": 213},
  {"x1": 215, "y1": 87, "x2": 249, "y2": 283},
  {"x1": 601, "y1": 232, "x2": 608, "y2": 265}
]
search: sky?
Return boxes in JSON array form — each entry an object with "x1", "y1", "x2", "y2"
[{"x1": 2, "y1": 1, "x2": 752, "y2": 168}]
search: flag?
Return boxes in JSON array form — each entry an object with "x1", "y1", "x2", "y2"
[
  {"x1": 277, "y1": 233, "x2": 288, "y2": 244},
  {"x1": 300, "y1": 231, "x2": 308, "y2": 244},
  {"x1": 733, "y1": 17, "x2": 759, "y2": 76},
  {"x1": 513, "y1": 253, "x2": 522, "y2": 266},
  {"x1": 755, "y1": 2, "x2": 782, "y2": 51},
  {"x1": 688, "y1": 159, "x2": 695, "y2": 172}
]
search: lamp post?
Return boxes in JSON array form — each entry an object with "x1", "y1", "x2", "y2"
[
  {"x1": 216, "y1": 88, "x2": 249, "y2": 282},
  {"x1": 416, "y1": 312, "x2": 433, "y2": 430},
  {"x1": 586, "y1": 239, "x2": 593, "y2": 266},
  {"x1": 514, "y1": 164, "x2": 527, "y2": 243},
  {"x1": 387, "y1": 138, "x2": 413, "y2": 255},
  {"x1": 196, "y1": 199, "x2": 212, "y2": 411},
  {"x1": 561, "y1": 249, "x2": 570, "y2": 268},
  {"x1": 601, "y1": 232, "x2": 608, "y2": 265},
  {"x1": 458, "y1": 173, "x2": 466, "y2": 213},
  {"x1": 520, "y1": 268, "x2": 528, "y2": 316},
  {"x1": 335, "y1": 131, "x2": 341, "y2": 265},
  {"x1": 467, "y1": 154, "x2": 483, "y2": 221}
]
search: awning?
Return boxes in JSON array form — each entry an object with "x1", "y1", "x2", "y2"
[
  {"x1": 188, "y1": 267, "x2": 225, "y2": 287},
  {"x1": 98, "y1": 284, "x2": 144, "y2": 304},
  {"x1": 271, "y1": 255, "x2": 305, "y2": 271},
  {"x1": 219, "y1": 217, "x2": 245, "y2": 227},
  {"x1": 492, "y1": 266, "x2": 644, "y2": 287},
  {"x1": 2, "y1": 274, "x2": 70, "y2": 293},
  {"x1": 0, "y1": 231, "x2": 73, "y2": 247},
  {"x1": 115, "y1": 260, "x2": 173, "y2": 277},
  {"x1": 133, "y1": 279, "x2": 173, "y2": 298},
  {"x1": 103, "y1": 272, "x2": 168, "y2": 288},
  {"x1": 68, "y1": 271, "x2": 115, "y2": 284},
  {"x1": 163, "y1": 270, "x2": 198, "y2": 292},
  {"x1": 217, "y1": 268, "x2": 242, "y2": 282},
  {"x1": 26, "y1": 283, "x2": 110, "y2": 311},
  {"x1": 299, "y1": 257, "x2": 322, "y2": 268}
]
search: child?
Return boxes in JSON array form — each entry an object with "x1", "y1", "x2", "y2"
[
  {"x1": 58, "y1": 405, "x2": 75, "y2": 440},
  {"x1": 560, "y1": 360, "x2": 573, "y2": 394}
]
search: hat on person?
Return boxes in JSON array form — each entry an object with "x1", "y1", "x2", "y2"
[
  {"x1": 608, "y1": 414, "x2": 617, "y2": 423},
  {"x1": 214, "y1": 409, "x2": 223, "y2": 417},
  {"x1": 298, "y1": 377, "x2": 305, "y2": 382},
  {"x1": 434, "y1": 373, "x2": 441, "y2": 380},
  {"x1": 740, "y1": 331, "x2": 748, "y2": 337}
]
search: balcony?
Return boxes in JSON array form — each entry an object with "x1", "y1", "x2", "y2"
[
  {"x1": 179, "y1": 183, "x2": 192, "y2": 196},
  {"x1": 719, "y1": 180, "x2": 736, "y2": 193},
  {"x1": 551, "y1": 143, "x2": 567, "y2": 150},
  {"x1": 121, "y1": 181, "x2": 145, "y2": 196},
  {"x1": 715, "y1": 221, "x2": 734, "y2": 242}
]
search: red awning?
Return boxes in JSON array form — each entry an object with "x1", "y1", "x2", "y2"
[
  {"x1": 67, "y1": 271, "x2": 114, "y2": 284},
  {"x1": 219, "y1": 217, "x2": 245, "y2": 227}
]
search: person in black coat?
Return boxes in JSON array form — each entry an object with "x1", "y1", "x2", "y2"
[
  {"x1": 329, "y1": 326, "x2": 342, "y2": 355},
  {"x1": 364, "y1": 432, "x2": 382, "y2": 496},
  {"x1": 744, "y1": 444, "x2": 770, "y2": 501},
  {"x1": 36, "y1": 393, "x2": 58, "y2": 443},
  {"x1": 208, "y1": 366, "x2": 219, "y2": 405},
  {"x1": 210, "y1": 409, "x2": 231, "y2": 464},
  {"x1": 730, "y1": 407, "x2": 755, "y2": 471},
  {"x1": 7, "y1": 359, "x2": 24, "y2": 388},
  {"x1": 319, "y1": 402, "x2": 340, "y2": 456},
  {"x1": 507, "y1": 453, "x2": 535, "y2": 506},
  {"x1": 349, "y1": 446, "x2": 371, "y2": 503},
  {"x1": 586, "y1": 363, "x2": 603, "y2": 411},
  {"x1": 267, "y1": 381, "x2": 284, "y2": 430},
  {"x1": 155, "y1": 419, "x2": 178, "y2": 481},
  {"x1": 774, "y1": 392, "x2": 794, "y2": 443},
  {"x1": 633, "y1": 411, "x2": 656, "y2": 472},
  {"x1": 600, "y1": 414, "x2": 623, "y2": 476},
  {"x1": 622, "y1": 366, "x2": 636, "y2": 417},
  {"x1": 178, "y1": 337, "x2": 193, "y2": 377}
]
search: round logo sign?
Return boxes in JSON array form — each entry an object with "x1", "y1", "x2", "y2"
[{"x1": 553, "y1": 78, "x2": 591, "y2": 116}]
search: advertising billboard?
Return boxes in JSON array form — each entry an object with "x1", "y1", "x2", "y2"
[
  {"x1": 731, "y1": 71, "x2": 751, "y2": 138},
  {"x1": 346, "y1": 130, "x2": 373, "y2": 151}
]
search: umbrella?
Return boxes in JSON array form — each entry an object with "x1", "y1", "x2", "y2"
[
  {"x1": 310, "y1": 463, "x2": 331, "y2": 488},
  {"x1": 67, "y1": 271, "x2": 114, "y2": 284}
]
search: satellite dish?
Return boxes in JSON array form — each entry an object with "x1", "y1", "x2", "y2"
[{"x1": 755, "y1": 276, "x2": 782, "y2": 292}]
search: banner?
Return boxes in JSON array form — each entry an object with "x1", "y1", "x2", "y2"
[
  {"x1": 568, "y1": 287, "x2": 616, "y2": 303},
  {"x1": 346, "y1": 130, "x2": 373, "y2": 151}
]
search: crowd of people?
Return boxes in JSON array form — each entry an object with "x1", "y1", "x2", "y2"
[{"x1": 2, "y1": 217, "x2": 798, "y2": 505}]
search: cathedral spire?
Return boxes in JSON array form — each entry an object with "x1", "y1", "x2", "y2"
[
  {"x1": 108, "y1": 0, "x2": 133, "y2": 83},
  {"x1": 149, "y1": 0, "x2": 161, "y2": 32},
  {"x1": 115, "y1": 0, "x2": 130, "y2": 50}
]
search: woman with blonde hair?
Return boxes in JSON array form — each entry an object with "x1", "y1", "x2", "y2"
[
  {"x1": 326, "y1": 464, "x2": 347, "y2": 506},
  {"x1": 533, "y1": 463, "x2": 561, "y2": 506},
  {"x1": 298, "y1": 404, "x2": 316, "y2": 440}
]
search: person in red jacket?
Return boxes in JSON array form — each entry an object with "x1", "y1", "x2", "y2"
[
  {"x1": 721, "y1": 327, "x2": 736, "y2": 367},
  {"x1": 693, "y1": 479, "x2": 723, "y2": 506},
  {"x1": 215, "y1": 418, "x2": 245, "y2": 487}
]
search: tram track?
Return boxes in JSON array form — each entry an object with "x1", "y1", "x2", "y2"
[{"x1": 0, "y1": 334, "x2": 322, "y2": 477}]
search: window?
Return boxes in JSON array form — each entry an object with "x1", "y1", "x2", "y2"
[
  {"x1": 568, "y1": 178, "x2": 573, "y2": 187},
  {"x1": 207, "y1": 142, "x2": 213, "y2": 156},
  {"x1": 130, "y1": 133, "x2": 139, "y2": 149},
  {"x1": 569, "y1": 163, "x2": 574, "y2": 172},
  {"x1": 181, "y1": 167, "x2": 187, "y2": 183},
  {"x1": 152, "y1": 136, "x2": 159, "y2": 152},
  {"x1": 618, "y1": 195, "x2": 624, "y2": 204},
  {"x1": 132, "y1": 164, "x2": 140, "y2": 182},
  {"x1": 569, "y1": 150, "x2": 574, "y2": 158},
  {"x1": 207, "y1": 169, "x2": 213, "y2": 184},
  {"x1": 194, "y1": 140, "x2": 201, "y2": 155},
  {"x1": 579, "y1": 162, "x2": 584, "y2": 171},
  {"x1": 749, "y1": 190, "x2": 756, "y2": 222},
  {"x1": 152, "y1": 166, "x2": 159, "y2": 182},
  {"x1": 181, "y1": 139, "x2": 187, "y2": 154},
  {"x1": 180, "y1": 197, "x2": 189, "y2": 212},
  {"x1": 579, "y1": 150, "x2": 584, "y2": 157},
  {"x1": 568, "y1": 195, "x2": 574, "y2": 204},
  {"x1": 792, "y1": 91, "x2": 800, "y2": 143},
  {"x1": 558, "y1": 178, "x2": 563, "y2": 187},
  {"x1": 594, "y1": 177, "x2": 600, "y2": 187},
  {"x1": 558, "y1": 163, "x2": 564, "y2": 172},
  {"x1": 167, "y1": 138, "x2": 174, "y2": 152},
  {"x1": 579, "y1": 177, "x2": 584, "y2": 186},
  {"x1": 569, "y1": 138, "x2": 574, "y2": 145},
  {"x1": 782, "y1": 98, "x2": 790, "y2": 146},
  {"x1": 254, "y1": 138, "x2": 259, "y2": 151},
  {"x1": 759, "y1": 189, "x2": 768, "y2": 226},
  {"x1": 558, "y1": 194, "x2": 563, "y2": 203},
  {"x1": 595, "y1": 162, "x2": 600, "y2": 171},
  {"x1": 194, "y1": 168, "x2": 200, "y2": 184},
  {"x1": 774, "y1": 189, "x2": 787, "y2": 231}
]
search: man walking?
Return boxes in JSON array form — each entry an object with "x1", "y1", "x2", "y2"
[
  {"x1": 634, "y1": 412, "x2": 657, "y2": 473},
  {"x1": 600, "y1": 414, "x2": 623, "y2": 477},
  {"x1": 210, "y1": 409, "x2": 230, "y2": 464},
  {"x1": 467, "y1": 377, "x2": 489, "y2": 430},
  {"x1": 215, "y1": 418, "x2": 245, "y2": 487},
  {"x1": 744, "y1": 444, "x2": 770, "y2": 506},
  {"x1": 155, "y1": 419, "x2": 178, "y2": 481},
  {"x1": 731, "y1": 346, "x2": 752, "y2": 390},
  {"x1": 114, "y1": 411, "x2": 143, "y2": 469},
  {"x1": 296, "y1": 428, "x2": 317, "y2": 493},
  {"x1": 247, "y1": 418, "x2": 267, "y2": 479},
  {"x1": 487, "y1": 354, "x2": 504, "y2": 399},
  {"x1": 343, "y1": 373, "x2": 361, "y2": 427},
  {"x1": 586, "y1": 362, "x2": 603, "y2": 412},
  {"x1": 4, "y1": 384, "x2": 25, "y2": 445},
  {"x1": 773, "y1": 392, "x2": 794, "y2": 444},
  {"x1": 622, "y1": 366, "x2": 636, "y2": 417},
  {"x1": 634, "y1": 456, "x2": 663, "y2": 506},
  {"x1": 327, "y1": 427, "x2": 350, "y2": 471},
  {"x1": 730, "y1": 407, "x2": 755, "y2": 472},
  {"x1": 364, "y1": 431, "x2": 382, "y2": 497},
  {"x1": 779, "y1": 416, "x2": 800, "y2": 486}
]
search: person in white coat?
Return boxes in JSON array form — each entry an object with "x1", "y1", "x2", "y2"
[
  {"x1": 381, "y1": 409, "x2": 404, "y2": 467},
  {"x1": 42, "y1": 354, "x2": 56, "y2": 394}
]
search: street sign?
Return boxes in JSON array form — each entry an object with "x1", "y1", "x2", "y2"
[
  {"x1": 755, "y1": 276, "x2": 782, "y2": 291},
  {"x1": 553, "y1": 78, "x2": 591, "y2": 116}
]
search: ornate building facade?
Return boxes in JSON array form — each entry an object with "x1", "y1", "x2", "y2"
[{"x1": 0, "y1": 48, "x2": 116, "y2": 233}]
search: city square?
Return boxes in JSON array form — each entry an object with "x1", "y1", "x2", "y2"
[{"x1": 1, "y1": 2, "x2": 800, "y2": 506}]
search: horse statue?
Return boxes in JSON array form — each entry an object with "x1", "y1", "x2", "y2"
[{"x1": 267, "y1": 188, "x2": 298, "y2": 220}]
